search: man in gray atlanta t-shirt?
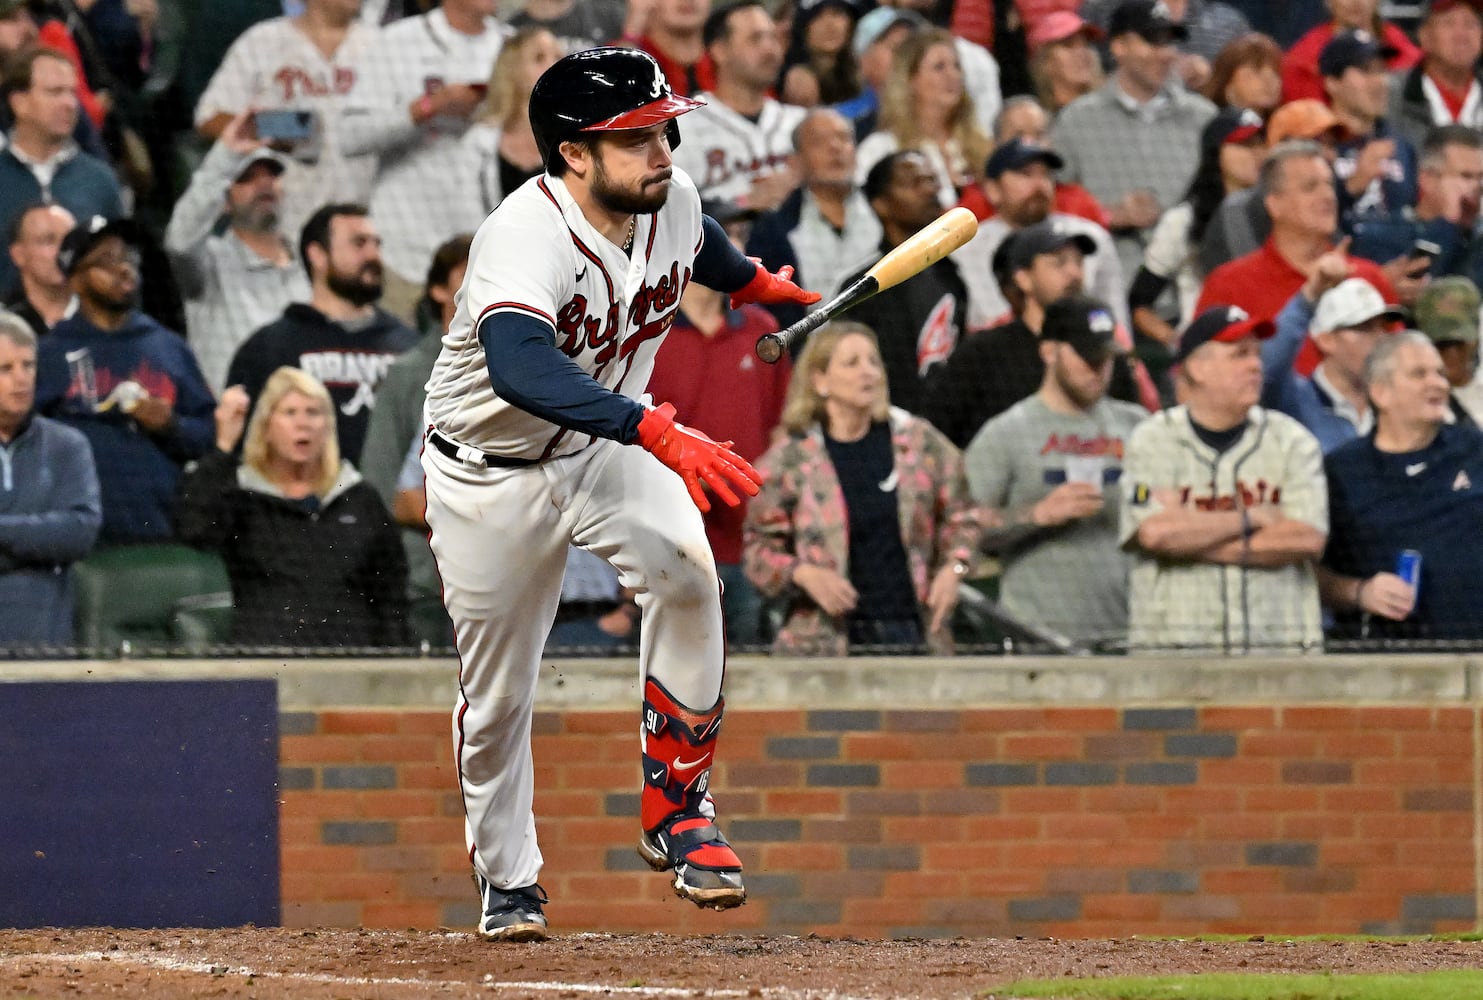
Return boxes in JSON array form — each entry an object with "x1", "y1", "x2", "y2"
[{"x1": 963, "y1": 294, "x2": 1148, "y2": 648}]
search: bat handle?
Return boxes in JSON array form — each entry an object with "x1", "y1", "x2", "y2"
[{"x1": 755, "y1": 308, "x2": 832, "y2": 364}]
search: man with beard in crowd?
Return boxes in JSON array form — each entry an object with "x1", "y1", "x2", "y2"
[
  {"x1": 923, "y1": 220, "x2": 1150, "y2": 449},
  {"x1": 953, "y1": 137, "x2": 1127, "y2": 333},
  {"x1": 34, "y1": 217, "x2": 216, "y2": 546},
  {"x1": 226, "y1": 203, "x2": 418, "y2": 464},
  {"x1": 165, "y1": 109, "x2": 310, "y2": 395}
]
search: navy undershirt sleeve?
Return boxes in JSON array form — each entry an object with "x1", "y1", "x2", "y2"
[
  {"x1": 479, "y1": 311, "x2": 645, "y2": 444},
  {"x1": 693, "y1": 214, "x2": 759, "y2": 293}
]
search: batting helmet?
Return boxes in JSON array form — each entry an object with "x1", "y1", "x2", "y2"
[{"x1": 528, "y1": 47, "x2": 705, "y2": 171}]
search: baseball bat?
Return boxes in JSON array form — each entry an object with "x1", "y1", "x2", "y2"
[{"x1": 755, "y1": 206, "x2": 979, "y2": 364}]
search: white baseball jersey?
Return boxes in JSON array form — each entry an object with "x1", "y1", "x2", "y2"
[
  {"x1": 194, "y1": 17, "x2": 378, "y2": 238},
  {"x1": 425, "y1": 169, "x2": 704, "y2": 460},
  {"x1": 340, "y1": 8, "x2": 508, "y2": 282},
  {"x1": 1119, "y1": 405, "x2": 1328, "y2": 653},
  {"x1": 670, "y1": 94, "x2": 806, "y2": 205}
]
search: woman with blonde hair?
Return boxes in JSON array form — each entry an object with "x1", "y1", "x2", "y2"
[
  {"x1": 743, "y1": 322, "x2": 983, "y2": 655},
  {"x1": 463, "y1": 27, "x2": 566, "y2": 215},
  {"x1": 854, "y1": 28, "x2": 992, "y2": 210},
  {"x1": 176, "y1": 367, "x2": 409, "y2": 648}
]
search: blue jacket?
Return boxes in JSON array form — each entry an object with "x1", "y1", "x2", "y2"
[
  {"x1": 1260, "y1": 292, "x2": 1365, "y2": 456},
  {"x1": 35, "y1": 311, "x2": 215, "y2": 544},
  {"x1": 0, "y1": 141, "x2": 124, "y2": 296},
  {"x1": 1334, "y1": 121, "x2": 1418, "y2": 238},
  {"x1": 0, "y1": 413, "x2": 102, "y2": 646}
]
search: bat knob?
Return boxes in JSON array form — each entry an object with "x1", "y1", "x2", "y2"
[{"x1": 755, "y1": 334, "x2": 784, "y2": 364}]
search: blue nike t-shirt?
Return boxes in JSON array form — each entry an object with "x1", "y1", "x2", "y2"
[{"x1": 1323, "y1": 423, "x2": 1483, "y2": 641}]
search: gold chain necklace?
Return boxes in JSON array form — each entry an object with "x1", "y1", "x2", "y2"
[{"x1": 622, "y1": 216, "x2": 636, "y2": 252}]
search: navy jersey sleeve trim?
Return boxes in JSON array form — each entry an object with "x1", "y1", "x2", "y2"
[
  {"x1": 693, "y1": 214, "x2": 759, "y2": 294},
  {"x1": 479, "y1": 309, "x2": 645, "y2": 443}
]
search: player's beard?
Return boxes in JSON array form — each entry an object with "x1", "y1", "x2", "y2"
[
  {"x1": 591, "y1": 156, "x2": 671, "y2": 215},
  {"x1": 327, "y1": 261, "x2": 384, "y2": 308}
]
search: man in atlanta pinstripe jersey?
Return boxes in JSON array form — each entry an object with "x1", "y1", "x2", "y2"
[
  {"x1": 670, "y1": 1, "x2": 806, "y2": 211},
  {"x1": 1119, "y1": 304, "x2": 1329, "y2": 654},
  {"x1": 421, "y1": 47, "x2": 818, "y2": 941}
]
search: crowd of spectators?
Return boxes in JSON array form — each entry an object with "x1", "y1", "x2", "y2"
[{"x1": 4, "y1": 0, "x2": 1483, "y2": 656}]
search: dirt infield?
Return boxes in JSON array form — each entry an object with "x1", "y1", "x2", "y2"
[{"x1": 3, "y1": 929, "x2": 1482, "y2": 999}]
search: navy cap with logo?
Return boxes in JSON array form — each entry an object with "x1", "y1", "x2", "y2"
[
  {"x1": 1174, "y1": 304, "x2": 1275, "y2": 363},
  {"x1": 1001, "y1": 218, "x2": 1098, "y2": 273},
  {"x1": 984, "y1": 137, "x2": 1065, "y2": 180},
  {"x1": 1107, "y1": 0, "x2": 1189, "y2": 43},
  {"x1": 57, "y1": 216, "x2": 144, "y2": 278},
  {"x1": 1041, "y1": 294, "x2": 1126, "y2": 366},
  {"x1": 1199, "y1": 107, "x2": 1264, "y2": 160},
  {"x1": 1318, "y1": 29, "x2": 1399, "y2": 78}
]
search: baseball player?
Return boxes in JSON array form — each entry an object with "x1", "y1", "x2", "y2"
[{"x1": 421, "y1": 47, "x2": 819, "y2": 942}]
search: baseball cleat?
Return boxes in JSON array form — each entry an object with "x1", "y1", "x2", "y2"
[
  {"x1": 474, "y1": 873, "x2": 550, "y2": 942},
  {"x1": 638, "y1": 815, "x2": 747, "y2": 910}
]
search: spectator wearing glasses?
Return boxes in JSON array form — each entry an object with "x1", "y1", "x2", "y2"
[{"x1": 34, "y1": 217, "x2": 216, "y2": 546}]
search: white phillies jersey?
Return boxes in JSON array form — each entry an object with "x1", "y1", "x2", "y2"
[
  {"x1": 670, "y1": 95, "x2": 806, "y2": 204},
  {"x1": 425, "y1": 169, "x2": 704, "y2": 460}
]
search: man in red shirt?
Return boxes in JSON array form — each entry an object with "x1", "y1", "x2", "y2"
[
  {"x1": 620, "y1": 0, "x2": 715, "y2": 96},
  {"x1": 1196, "y1": 140, "x2": 1398, "y2": 375},
  {"x1": 1281, "y1": 0, "x2": 1419, "y2": 103},
  {"x1": 646, "y1": 200, "x2": 791, "y2": 647}
]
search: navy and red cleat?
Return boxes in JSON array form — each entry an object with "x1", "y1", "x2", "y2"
[{"x1": 637, "y1": 813, "x2": 747, "y2": 910}]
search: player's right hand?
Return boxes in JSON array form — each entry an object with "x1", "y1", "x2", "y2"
[{"x1": 635, "y1": 402, "x2": 762, "y2": 513}]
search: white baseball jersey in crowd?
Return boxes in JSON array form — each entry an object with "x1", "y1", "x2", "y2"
[
  {"x1": 341, "y1": 8, "x2": 508, "y2": 282},
  {"x1": 194, "y1": 16, "x2": 379, "y2": 238},
  {"x1": 670, "y1": 94, "x2": 806, "y2": 205},
  {"x1": 1118, "y1": 405, "x2": 1328, "y2": 654},
  {"x1": 421, "y1": 167, "x2": 725, "y2": 889}
]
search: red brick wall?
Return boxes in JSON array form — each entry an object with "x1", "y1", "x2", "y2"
[{"x1": 277, "y1": 704, "x2": 1478, "y2": 937}]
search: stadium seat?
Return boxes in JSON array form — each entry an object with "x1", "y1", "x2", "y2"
[{"x1": 72, "y1": 544, "x2": 232, "y2": 655}]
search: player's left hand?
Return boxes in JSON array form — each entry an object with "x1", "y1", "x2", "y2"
[
  {"x1": 635, "y1": 402, "x2": 763, "y2": 513},
  {"x1": 731, "y1": 259, "x2": 822, "y2": 310}
]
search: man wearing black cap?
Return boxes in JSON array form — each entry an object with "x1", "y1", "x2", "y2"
[
  {"x1": 955, "y1": 137, "x2": 1127, "y2": 333},
  {"x1": 1051, "y1": 0, "x2": 1216, "y2": 281},
  {"x1": 33, "y1": 216, "x2": 217, "y2": 546},
  {"x1": 921, "y1": 218, "x2": 1148, "y2": 449},
  {"x1": 964, "y1": 294, "x2": 1147, "y2": 649},
  {"x1": 1320, "y1": 30, "x2": 1419, "y2": 231},
  {"x1": 165, "y1": 108, "x2": 310, "y2": 395},
  {"x1": 1120, "y1": 304, "x2": 1328, "y2": 653},
  {"x1": 837, "y1": 150, "x2": 968, "y2": 415}
]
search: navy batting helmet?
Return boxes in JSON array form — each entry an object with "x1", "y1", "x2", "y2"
[{"x1": 528, "y1": 47, "x2": 705, "y2": 171}]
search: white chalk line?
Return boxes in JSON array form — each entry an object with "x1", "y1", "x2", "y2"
[{"x1": 0, "y1": 949, "x2": 881, "y2": 1000}]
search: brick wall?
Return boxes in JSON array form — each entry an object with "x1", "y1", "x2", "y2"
[{"x1": 277, "y1": 703, "x2": 1478, "y2": 937}]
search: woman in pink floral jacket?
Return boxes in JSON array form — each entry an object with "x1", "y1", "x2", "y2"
[{"x1": 743, "y1": 322, "x2": 985, "y2": 656}]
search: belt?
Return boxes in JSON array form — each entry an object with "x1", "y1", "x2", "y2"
[{"x1": 427, "y1": 430, "x2": 539, "y2": 469}]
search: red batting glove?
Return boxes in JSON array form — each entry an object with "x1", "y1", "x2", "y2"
[
  {"x1": 730, "y1": 258, "x2": 822, "y2": 310},
  {"x1": 635, "y1": 402, "x2": 763, "y2": 513}
]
